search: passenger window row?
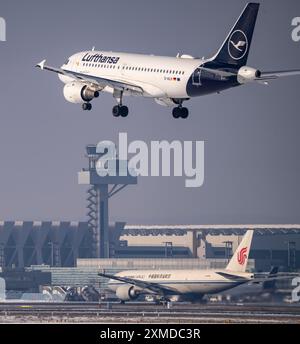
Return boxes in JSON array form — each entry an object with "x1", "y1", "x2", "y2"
[{"x1": 81, "y1": 62, "x2": 185, "y2": 75}]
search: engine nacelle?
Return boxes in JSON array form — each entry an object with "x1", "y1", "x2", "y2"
[
  {"x1": 237, "y1": 66, "x2": 261, "y2": 84},
  {"x1": 63, "y1": 82, "x2": 100, "y2": 104},
  {"x1": 115, "y1": 285, "x2": 139, "y2": 301}
]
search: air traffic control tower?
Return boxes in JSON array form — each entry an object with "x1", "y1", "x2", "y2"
[{"x1": 78, "y1": 145, "x2": 137, "y2": 258}]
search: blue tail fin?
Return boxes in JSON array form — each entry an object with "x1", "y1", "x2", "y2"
[{"x1": 212, "y1": 3, "x2": 260, "y2": 68}]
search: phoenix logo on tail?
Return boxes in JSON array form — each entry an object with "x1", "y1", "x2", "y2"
[{"x1": 237, "y1": 247, "x2": 248, "y2": 265}]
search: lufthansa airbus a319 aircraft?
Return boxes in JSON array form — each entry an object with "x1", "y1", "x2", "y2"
[{"x1": 37, "y1": 3, "x2": 300, "y2": 119}]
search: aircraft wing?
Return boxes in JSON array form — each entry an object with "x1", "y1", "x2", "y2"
[
  {"x1": 98, "y1": 272, "x2": 177, "y2": 295},
  {"x1": 257, "y1": 70, "x2": 300, "y2": 82},
  {"x1": 36, "y1": 59, "x2": 144, "y2": 94}
]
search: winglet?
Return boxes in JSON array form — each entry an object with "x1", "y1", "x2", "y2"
[{"x1": 36, "y1": 59, "x2": 46, "y2": 70}]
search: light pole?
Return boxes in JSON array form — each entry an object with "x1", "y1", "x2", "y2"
[
  {"x1": 48, "y1": 242, "x2": 54, "y2": 267},
  {"x1": 223, "y1": 241, "x2": 233, "y2": 263},
  {"x1": 163, "y1": 242, "x2": 173, "y2": 258},
  {"x1": 285, "y1": 241, "x2": 296, "y2": 271},
  {"x1": 0, "y1": 243, "x2": 4, "y2": 269},
  {"x1": 287, "y1": 241, "x2": 296, "y2": 270}
]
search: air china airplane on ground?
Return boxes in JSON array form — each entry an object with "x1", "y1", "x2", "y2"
[
  {"x1": 99, "y1": 230, "x2": 258, "y2": 303},
  {"x1": 36, "y1": 3, "x2": 300, "y2": 119}
]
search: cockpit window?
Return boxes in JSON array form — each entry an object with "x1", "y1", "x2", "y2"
[{"x1": 65, "y1": 59, "x2": 70, "y2": 65}]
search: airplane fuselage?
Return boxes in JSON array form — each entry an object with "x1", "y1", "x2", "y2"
[
  {"x1": 59, "y1": 50, "x2": 240, "y2": 101},
  {"x1": 108, "y1": 269, "x2": 253, "y2": 296}
]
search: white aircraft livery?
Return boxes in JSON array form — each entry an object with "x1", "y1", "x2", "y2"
[
  {"x1": 99, "y1": 230, "x2": 257, "y2": 302},
  {"x1": 37, "y1": 3, "x2": 300, "y2": 119}
]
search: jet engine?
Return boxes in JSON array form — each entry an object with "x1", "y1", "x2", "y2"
[
  {"x1": 63, "y1": 82, "x2": 100, "y2": 104},
  {"x1": 237, "y1": 66, "x2": 261, "y2": 84},
  {"x1": 115, "y1": 285, "x2": 139, "y2": 301}
]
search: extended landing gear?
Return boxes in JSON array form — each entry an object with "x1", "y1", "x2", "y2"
[
  {"x1": 82, "y1": 102, "x2": 92, "y2": 111},
  {"x1": 159, "y1": 296, "x2": 171, "y2": 306},
  {"x1": 112, "y1": 105, "x2": 129, "y2": 118},
  {"x1": 172, "y1": 106, "x2": 189, "y2": 119},
  {"x1": 112, "y1": 90, "x2": 129, "y2": 118}
]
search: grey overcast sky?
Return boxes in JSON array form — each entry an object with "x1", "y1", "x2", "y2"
[{"x1": 0, "y1": 0, "x2": 299, "y2": 224}]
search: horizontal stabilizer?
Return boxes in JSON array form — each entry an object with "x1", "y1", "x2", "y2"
[
  {"x1": 36, "y1": 59, "x2": 46, "y2": 70},
  {"x1": 216, "y1": 271, "x2": 249, "y2": 281},
  {"x1": 257, "y1": 70, "x2": 300, "y2": 81}
]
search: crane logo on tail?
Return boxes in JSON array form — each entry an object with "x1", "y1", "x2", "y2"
[
  {"x1": 237, "y1": 247, "x2": 248, "y2": 265},
  {"x1": 228, "y1": 30, "x2": 248, "y2": 60}
]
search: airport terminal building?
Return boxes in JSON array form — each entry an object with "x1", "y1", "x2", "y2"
[{"x1": 0, "y1": 222, "x2": 299, "y2": 272}]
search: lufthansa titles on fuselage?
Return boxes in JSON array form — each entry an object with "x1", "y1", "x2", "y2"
[{"x1": 82, "y1": 53, "x2": 120, "y2": 64}]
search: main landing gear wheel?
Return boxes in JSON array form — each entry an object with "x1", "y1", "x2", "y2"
[
  {"x1": 159, "y1": 296, "x2": 171, "y2": 306},
  {"x1": 172, "y1": 106, "x2": 189, "y2": 119},
  {"x1": 112, "y1": 105, "x2": 129, "y2": 118},
  {"x1": 82, "y1": 103, "x2": 92, "y2": 111},
  {"x1": 181, "y1": 107, "x2": 189, "y2": 119}
]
